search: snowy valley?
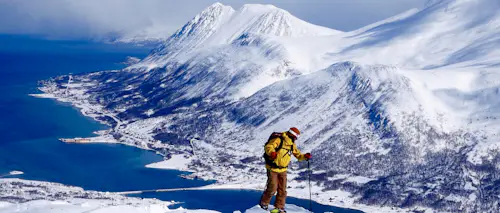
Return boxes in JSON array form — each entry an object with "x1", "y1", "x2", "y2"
[{"x1": 35, "y1": 0, "x2": 500, "y2": 212}]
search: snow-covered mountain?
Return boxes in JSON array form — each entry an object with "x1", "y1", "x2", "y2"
[
  {"x1": 38, "y1": 0, "x2": 500, "y2": 212},
  {"x1": 139, "y1": 2, "x2": 339, "y2": 67},
  {"x1": 331, "y1": 0, "x2": 500, "y2": 69}
]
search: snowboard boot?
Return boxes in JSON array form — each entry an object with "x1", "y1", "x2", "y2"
[
  {"x1": 270, "y1": 208, "x2": 286, "y2": 213},
  {"x1": 259, "y1": 203, "x2": 269, "y2": 210}
]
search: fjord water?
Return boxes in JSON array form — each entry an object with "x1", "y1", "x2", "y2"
[
  {"x1": 0, "y1": 35, "x2": 211, "y2": 192},
  {"x1": 0, "y1": 35, "x2": 361, "y2": 213}
]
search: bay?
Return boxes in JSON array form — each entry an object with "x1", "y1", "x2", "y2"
[{"x1": 0, "y1": 35, "x2": 362, "y2": 213}]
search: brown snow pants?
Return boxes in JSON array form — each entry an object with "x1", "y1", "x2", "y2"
[{"x1": 260, "y1": 169, "x2": 287, "y2": 209}]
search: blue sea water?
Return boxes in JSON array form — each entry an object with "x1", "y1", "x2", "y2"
[
  {"x1": 0, "y1": 35, "x2": 362, "y2": 213},
  {"x1": 0, "y1": 35, "x2": 208, "y2": 192}
]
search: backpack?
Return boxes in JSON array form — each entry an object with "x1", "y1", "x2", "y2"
[{"x1": 262, "y1": 132, "x2": 294, "y2": 169}]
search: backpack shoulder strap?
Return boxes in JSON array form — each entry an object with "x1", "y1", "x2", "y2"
[
  {"x1": 276, "y1": 135, "x2": 285, "y2": 151},
  {"x1": 265, "y1": 132, "x2": 285, "y2": 151}
]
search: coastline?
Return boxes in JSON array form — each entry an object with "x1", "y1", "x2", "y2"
[
  {"x1": 144, "y1": 158, "x2": 433, "y2": 213},
  {"x1": 30, "y1": 87, "x2": 434, "y2": 213},
  {"x1": 29, "y1": 91, "x2": 163, "y2": 153},
  {"x1": 0, "y1": 178, "x2": 219, "y2": 213},
  {"x1": 145, "y1": 154, "x2": 195, "y2": 172}
]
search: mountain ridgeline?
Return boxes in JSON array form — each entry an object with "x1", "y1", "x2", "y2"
[{"x1": 41, "y1": 1, "x2": 500, "y2": 212}]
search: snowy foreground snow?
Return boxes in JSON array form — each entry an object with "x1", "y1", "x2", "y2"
[
  {"x1": 0, "y1": 201, "x2": 310, "y2": 213},
  {"x1": 0, "y1": 178, "x2": 312, "y2": 213},
  {"x1": 0, "y1": 200, "x2": 216, "y2": 213},
  {"x1": 35, "y1": 0, "x2": 500, "y2": 212}
]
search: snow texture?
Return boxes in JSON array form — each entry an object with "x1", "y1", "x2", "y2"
[
  {"x1": 0, "y1": 179, "x2": 312, "y2": 213},
  {"x1": 145, "y1": 154, "x2": 194, "y2": 172},
  {"x1": 36, "y1": 1, "x2": 500, "y2": 212}
]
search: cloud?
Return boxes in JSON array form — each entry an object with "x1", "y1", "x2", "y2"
[
  {"x1": 0, "y1": 0, "x2": 209, "y2": 39},
  {"x1": 0, "y1": 0, "x2": 426, "y2": 39}
]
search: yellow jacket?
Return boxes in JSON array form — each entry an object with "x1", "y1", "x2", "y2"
[{"x1": 265, "y1": 132, "x2": 306, "y2": 173}]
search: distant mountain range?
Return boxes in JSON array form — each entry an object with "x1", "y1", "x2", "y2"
[{"x1": 41, "y1": 0, "x2": 500, "y2": 212}]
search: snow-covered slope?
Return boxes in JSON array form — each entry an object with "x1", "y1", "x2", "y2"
[
  {"x1": 38, "y1": 0, "x2": 500, "y2": 212},
  {"x1": 328, "y1": 0, "x2": 500, "y2": 69},
  {"x1": 0, "y1": 200, "x2": 214, "y2": 213},
  {"x1": 139, "y1": 2, "x2": 340, "y2": 67},
  {"x1": 0, "y1": 179, "x2": 312, "y2": 213},
  {"x1": 0, "y1": 201, "x2": 312, "y2": 213},
  {"x1": 0, "y1": 178, "x2": 208, "y2": 213}
]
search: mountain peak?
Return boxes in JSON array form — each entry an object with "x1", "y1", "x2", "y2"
[
  {"x1": 240, "y1": 3, "x2": 279, "y2": 11},
  {"x1": 231, "y1": 4, "x2": 339, "y2": 38},
  {"x1": 210, "y1": 2, "x2": 224, "y2": 7},
  {"x1": 205, "y1": 2, "x2": 231, "y2": 11},
  {"x1": 166, "y1": 2, "x2": 235, "y2": 42},
  {"x1": 198, "y1": 2, "x2": 235, "y2": 18},
  {"x1": 145, "y1": 3, "x2": 339, "y2": 63},
  {"x1": 238, "y1": 4, "x2": 295, "y2": 21},
  {"x1": 168, "y1": 2, "x2": 338, "y2": 42}
]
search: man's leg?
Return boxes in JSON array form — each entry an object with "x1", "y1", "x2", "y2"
[
  {"x1": 274, "y1": 171, "x2": 287, "y2": 209},
  {"x1": 260, "y1": 169, "x2": 278, "y2": 207}
]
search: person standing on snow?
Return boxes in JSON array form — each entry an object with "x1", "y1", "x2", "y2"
[{"x1": 260, "y1": 127, "x2": 311, "y2": 213}]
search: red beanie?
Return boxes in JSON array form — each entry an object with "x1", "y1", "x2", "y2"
[{"x1": 288, "y1": 127, "x2": 300, "y2": 137}]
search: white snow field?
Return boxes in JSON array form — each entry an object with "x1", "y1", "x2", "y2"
[
  {"x1": 0, "y1": 201, "x2": 313, "y2": 213},
  {"x1": 0, "y1": 200, "x2": 217, "y2": 213},
  {"x1": 243, "y1": 204, "x2": 311, "y2": 213},
  {"x1": 34, "y1": 0, "x2": 500, "y2": 212},
  {"x1": 0, "y1": 178, "x2": 315, "y2": 213}
]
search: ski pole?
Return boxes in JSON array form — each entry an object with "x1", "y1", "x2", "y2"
[{"x1": 308, "y1": 159, "x2": 312, "y2": 212}]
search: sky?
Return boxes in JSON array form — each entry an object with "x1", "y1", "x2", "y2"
[{"x1": 0, "y1": 0, "x2": 427, "y2": 40}]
